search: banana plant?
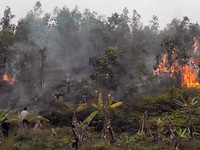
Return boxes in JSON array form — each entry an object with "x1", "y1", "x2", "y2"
[
  {"x1": 25, "y1": 112, "x2": 49, "y2": 132},
  {"x1": 0, "y1": 110, "x2": 49, "y2": 124},
  {"x1": 26, "y1": 112, "x2": 49, "y2": 123},
  {"x1": 61, "y1": 92, "x2": 122, "y2": 144},
  {"x1": 174, "y1": 95, "x2": 199, "y2": 138},
  {"x1": 171, "y1": 128, "x2": 187, "y2": 150},
  {"x1": 174, "y1": 95, "x2": 199, "y2": 108},
  {"x1": 62, "y1": 102, "x2": 98, "y2": 142},
  {"x1": 5, "y1": 111, "x2": 49, "y2": 133},
  {"x1": 0, "y1": 110, "x2": 23, "y2": 139},
  {"x1": 0, "y1": 110, "x2": 8, "y2": 139},
  {"x1": 0, "y1": 109, "x2": 19, "y2": 123},
  {"x1": 92, "y1": 92, "x2": 123, "y2": 145}
]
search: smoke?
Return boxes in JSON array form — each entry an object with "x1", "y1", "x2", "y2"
[
  {"x1": 0, "y1": 6, "x2": 104, "y2": 110},
  {"x1": 2, "y1": 2, "x2": 199, "y2": 110}
]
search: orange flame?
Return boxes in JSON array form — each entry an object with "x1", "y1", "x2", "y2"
[
  {"x1": 154, "y1": 37, "x2": 200, "y2": 88},
  {"x1": 154, "y1": 53, "x2": 177, "y2": 77},
  {"x1": 2, "y1": 73, "x2": 15, "y2": 85},
  {"x1": 181, "y1": 65, "x2": 200, "y2": 88}
]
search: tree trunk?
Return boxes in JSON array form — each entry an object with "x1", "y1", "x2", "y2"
[{"x1": 102, "y1": 113, "x2": 116, "y2": 145}]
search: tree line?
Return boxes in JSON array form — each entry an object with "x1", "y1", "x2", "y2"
[{"x1": 0, "y1": 1, "x2": 200, "y2": 98}]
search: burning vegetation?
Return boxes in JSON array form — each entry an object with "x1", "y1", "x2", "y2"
[
  {"x1": 154, "y1": 37, "x2": 200, "y2": 88},
  {"x1": 2, "y1": 73, "x2": 15, "y2": 85},
  {"x1": 1, "y1": 2, "x2": 200, "y2": 150}
]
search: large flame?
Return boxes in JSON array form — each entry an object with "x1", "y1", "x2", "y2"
[
  {"x1": 2, "y1": 73, "x2": 15, "y2": 85},
  {"x1": 181, "y1": 64, "x2": 200, "y2": 88},
  {"x1": 154, "y1": 37, "x2": 200, "y2": 88}
]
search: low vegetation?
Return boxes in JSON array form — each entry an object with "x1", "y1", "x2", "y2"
[{"x1": 0, "y1": 88, "x2": 199, "y2": 150}]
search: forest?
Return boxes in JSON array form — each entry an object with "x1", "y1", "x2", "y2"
[{"x1": 0, "y1": 1, "x2": 200, "y2": 150}]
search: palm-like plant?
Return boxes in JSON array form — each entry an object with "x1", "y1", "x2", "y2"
[
  {"x1": 0, "y1": 110, "x2": 23, "y2": 139},
  {"x1": 92, "y1": 92, "x2": 123, "y2": 145},
  {"x1": 174, "y1": 95, "x2": 198, "y2": 108},
  {"x1": 174, "y1": 95, "x2": 199, "y2": 138},
  {"x1": 61, "y1": 92, "x2": 122, "y2": 145},
  {"x1": 4, "y1": 111, "x2": 49, "y2": 132},
  {"x1": 62, "y1": 102, "x2": 98, "y2": 142},
  {"x1": 0, "y1": 110, "x2": 23, "y2": 126},
  {"x1": 0, "y1": 110, "x2": 8, "y2": 140},
  {"x1": 25, "y1": 113, "x2": 49, "y2": 132}
]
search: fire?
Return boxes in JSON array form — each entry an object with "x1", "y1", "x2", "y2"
[
  {"x1": 154, "y1": 37, "x2": 200, "y2": 88},
  {"x1": 2, "y1": 73, "x2": 15, "y2": 85},
  {"x1": 154, "y1": 52, "x2": 177, "y2": 77},
  {"x1": 181, "y1": 65, "x2": 200, "y2": 88}
]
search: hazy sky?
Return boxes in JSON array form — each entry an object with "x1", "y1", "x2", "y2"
[{"x1": 1, "y1": 0, "x2": 200, "y2": 29}]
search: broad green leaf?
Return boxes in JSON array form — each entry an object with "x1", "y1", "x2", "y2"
[
  {"x1": 92, "y1": 103, "x2": 99, "y2": 109},
  {"x1": 25, "y1": 113, "x2": 49, "y2": 122},
  {"x1": 26, "y1": 112, "x2": 38, "y2": 121},
  {"x1": 81, "y1": 111, "x2": 98, "y2": 129},
  {"x1": 98, "y1": 93, "x2": 103, "y2": 105},
  {"x1": 92, "y1": 103, "x2": 103, "y2": 110},
  {"x1": 76, "y1": 103, "x2": 87, "y2": 112},
  {"x1": 173, "y1": 99, "x2": 185, "y2": 107},
  {"x1": 6, "y1": 113, "x2": 20, "y2": 123},
  {"x1": 63, "y1": 102, "x2": 74, "y2": 111},
  {"x1": 0, "y1": 110, "x2": 4, "y2": 121},
  {"x1": 178, "y1": 128, "x2": 187, "y2": 138},
  {"x1": 110, "y1": 101, "x2": 123, "y2": 109},
  {"x1": 6, "y1": 118, "x2": 21, "y2": 124},
  {"x1": 37, "y1": 116, "x2": 49, "y2": 122},
  {"x1": 108, "y1": 97, "x2": 113, "y2": 107},
  {"x1": 180, "y1": 95, "x2": 187, "y2": 104},
  {"x1": 192, "y1": 97, "x2": 199, "y2": 106},
  {"x1": 51, "y1": 127, "x2": 60, "y2": 135}
]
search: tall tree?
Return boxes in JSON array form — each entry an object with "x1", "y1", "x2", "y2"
[
  {"x1": 0, "y1": 6, "x2": 15, "y2": 30},
  {"x1": 0, "y1": 6, "x2": 15, "y2": 51},
  {"x1": 89, "y1": 47, "x2": 122, "y2": 91},
  {"x1": 33, "y1": 1, "x2": 43, "y2": 17},
  {"x1": 149, "y1": 15, "x2": 159, "y2": 34}
]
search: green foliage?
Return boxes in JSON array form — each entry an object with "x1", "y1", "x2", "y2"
[
  {"x1": 125, "y1": 83, "x2": 139, "y2": 97},
  {"x1": 0, "y1": 6, "x2": 15, "y2": 30},
  {"x1": 119, "y1": 133, "x2": 168, "y2": 150},
  {"x1": 25, "y1": 112, "x2": 49, "y2": 123},
  {"x1": 0, "y1": 28, "x2": 15, "y2": 49},
  {"x1": 81, "y1": 110, "x2": 98, "y2": 129},
  {"x1": 1, "y1": 3, "x2": 200, "y2": 149},
  {"x1": 0, "y1": 6, "x2": 15, "y2": 52},
  {"x1": 89, "y1": 47, "x2": 122, "y2": 91},
  {"x1": 0, "y1": 128, "x2": 74, "y2": 150},
  {"x1": 1, "y1": 88, "x2": 200, "y2": 149},
  {"x1": 173, "y1": 95, "x2": 199, "y2": 108},
  {"x1": 177, "y1": 128, "x2": 187, "y2": 138}
]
